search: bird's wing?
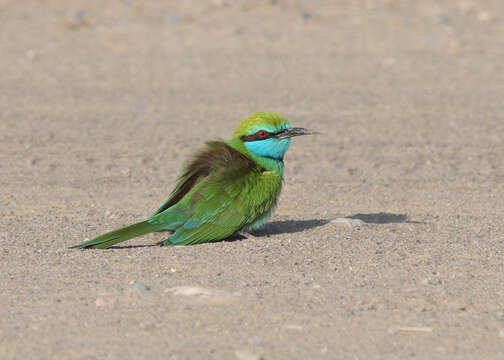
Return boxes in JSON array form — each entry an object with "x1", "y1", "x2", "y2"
[
  {"x1": 151, "y1": 159, "x2": 211, "y2": 217},
  {"x1": 165, "y1": 168, "x2": 282, "y2": 245},
  {"x1": 148, "y1": 141, "x2": 256, "y2": 231},
  {"x1": 148, "y1": 141, "x2": 282, "y2": 244}
]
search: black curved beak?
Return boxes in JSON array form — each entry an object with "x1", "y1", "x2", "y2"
[{"x1": 275, "y1": 127, "x2": 318, "y2": 139}]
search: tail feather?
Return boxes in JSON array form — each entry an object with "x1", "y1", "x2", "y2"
[{"x1": 72, "y1": 220, "x2": 163, "y2": 249}]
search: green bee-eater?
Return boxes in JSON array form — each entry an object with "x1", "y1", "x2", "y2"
[{"x1": 73, "y1": 112, "x2": 315, "y2": 249}]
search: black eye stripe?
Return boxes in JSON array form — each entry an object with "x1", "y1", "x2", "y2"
[{"x1": 241, "y1": 130, "x2": 274, "y2": 142}]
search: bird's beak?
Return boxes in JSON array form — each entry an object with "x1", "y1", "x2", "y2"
[{"x1": 275, "y1": 127, "x2": 318, "y2": 139}]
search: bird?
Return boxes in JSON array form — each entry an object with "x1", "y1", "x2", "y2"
[{"x1": 72, "y1": 112, "x2": 316, "y2": 249}]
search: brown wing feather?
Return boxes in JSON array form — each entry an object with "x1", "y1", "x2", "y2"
[{"x1": 151, "y1": 141, "x2": 257, "y2": 216}]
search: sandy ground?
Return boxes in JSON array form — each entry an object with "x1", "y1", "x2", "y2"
[{"x1": 1, "y1": 1, "x2": 504, "y2": 359}]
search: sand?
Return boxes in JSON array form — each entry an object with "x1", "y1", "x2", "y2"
[{"x1": 1, "y1": 1, "x2": 504, "y2": 359}]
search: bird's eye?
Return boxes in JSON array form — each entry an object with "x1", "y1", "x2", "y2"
[{"x1": 258, "y1": 130, "x2": 267, "y2": 138}]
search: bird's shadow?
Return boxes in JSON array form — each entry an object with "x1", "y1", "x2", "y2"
[
  {"x1": 345, "y1": 212, "x2": 422, "y2": 224},
  {"x1": 247, "y1": 219, "x2": 331, "y2": 237},
  {"x1": 237, "y1": 213, "x2": 420, "y2": 240},
  {"x1": 104, "y1": 213, "x2": 420, "y2": 248},
  {"x1": 103, "y1": 219, "x2": 329, "y2": 248}
]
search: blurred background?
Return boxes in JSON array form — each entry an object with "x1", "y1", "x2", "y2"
[{"x1": 3, "y1": 0, "x2": 502, "y2": 200}]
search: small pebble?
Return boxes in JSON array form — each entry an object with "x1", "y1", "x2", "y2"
[
  {"x1": 66, "y1": 9, "x2": 89, "y2": 29},
  {"x1": 331, "y1": 218, "x2": 366, "y2": 228},
  {"x1": 164, "y1": 12, "x2": 180, "y2": 25},
  {"x1": 235, "y1": 349, "x2": 263, "y2": 360},
  {"x1": 95, "y1": 297, "x2": 115, "y2": 307},
  {"x1": 434, "y1": 14, "x2": 450, "y2": 25},
  {"x1": 165, "y1": 286, "x2": 240, "y2": 301},
  {"x1": 284, "y1": 324, "x2": 303, "y2": 330},
  {"x1": 477, "y1": 11, "x2": 495, "y2": 22},
  {"x1": 139, "y1": 321, "x2": 155, "y2": 329},
  {"x1": 69, "y1": 9, "x2": 85, "y2": 22},
  {"x1": 128, "y1": 282, "x2": 150, "y2": 292},
  {"x1": 301, "y1": 11, "x2": 311, "y2": 21},
  {"x1": 25, "y1": 50, "x2": 36, "y2": 59},
  {"x1": 247, "y1": 336, "x2": 262, "y2": 345},
  {"x1": 95, "y1": 298, "x2": 106, "y2": 307},
  {"x1": 459, "y1": 2, "x2": 474, "y2": 14},
  {"x1": 166, "y1": 286, "x2": 213, "y2": 297}
]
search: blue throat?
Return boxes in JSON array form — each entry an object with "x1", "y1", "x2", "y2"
[
  {"x1": 244, "y1": 138, "x2": 291, "y2": 175},
  {"x1": 244, "y1": 138, "x2": 291, "y2": 160}
]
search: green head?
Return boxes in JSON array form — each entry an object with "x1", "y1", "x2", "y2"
[{"x1": 233, "y1": 112, "x2": 315, "y2": 163}]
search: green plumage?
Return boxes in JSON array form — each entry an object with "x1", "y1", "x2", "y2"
[
  {"x1": 73, "y1": 112, "x2": 315, "y2": 249},
  {"x1": 72, "y1": 221, "x2": 163, "y2": 249}
]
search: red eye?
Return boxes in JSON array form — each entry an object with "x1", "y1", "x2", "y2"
[{"x1": 258, "y1": 130, "x2": 267, "y2": 138}]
